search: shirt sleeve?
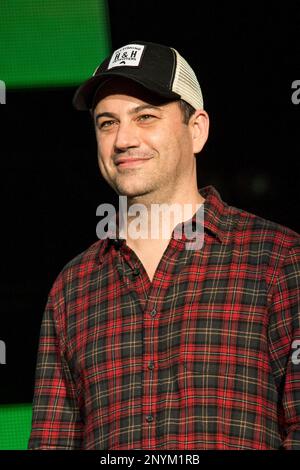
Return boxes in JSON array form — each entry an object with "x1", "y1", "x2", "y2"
[
  {"x1": 28, "y1": 287, "x2": 83, "y2": 450},
  {"x1": 268, "y1": 242, "x2": 300, "y2": 449}
]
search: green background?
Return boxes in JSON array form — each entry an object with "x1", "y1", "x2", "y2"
[
  {"x1": 0, "y1": 404, "x2": 32, "y2": 450},
  {"x1": 0, "y1": 0, "x2": 111, "y2": 88}
]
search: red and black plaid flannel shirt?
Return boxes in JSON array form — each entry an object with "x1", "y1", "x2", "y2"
[{"x1": 28, "y1": 185, "x2": 300, "y2": 450}]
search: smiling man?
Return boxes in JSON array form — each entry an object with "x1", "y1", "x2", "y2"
[
  {"x1": 28, "y1": 41, "x2": 300, "y2": 450},
  {"x1": 91, "y1": 77, "x2": 208, "y2": 279}
]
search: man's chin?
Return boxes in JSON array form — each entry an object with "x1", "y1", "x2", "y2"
[{"x1": 116, "y1": 185, "x2": 153, "y2": 199}]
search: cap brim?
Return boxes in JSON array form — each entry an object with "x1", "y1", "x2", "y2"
[{"x1": 72, "y1": 71, "x2": 180, "y2": 110}]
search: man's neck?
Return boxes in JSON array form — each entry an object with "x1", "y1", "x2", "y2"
[{"x1": 121, "y1": 191, "x2": 205, "y2": 251}]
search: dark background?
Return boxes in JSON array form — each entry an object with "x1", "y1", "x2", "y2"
[{"x1": 1, "y1": 0, "x2": 299, "y2": 403}]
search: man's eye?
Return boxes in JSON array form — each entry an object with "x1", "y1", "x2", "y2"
[
  {"x1": 99, "y1": 120, "x2": 115, "y2": 129},
  {"x1": 138, "y1": 114, "x2": 155, "y2": 122}
]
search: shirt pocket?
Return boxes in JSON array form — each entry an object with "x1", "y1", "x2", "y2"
[{"x1": 178, "y1": 356, "x2": 232, "y2": 381}]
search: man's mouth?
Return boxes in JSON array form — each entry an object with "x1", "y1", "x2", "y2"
[{"x1": 115, "y1": 157, "x2": 153, "y2": 167}]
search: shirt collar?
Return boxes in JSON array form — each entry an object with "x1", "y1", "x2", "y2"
[{"x1": 199, "y1": 185, "x2": 229, "y2": 243}]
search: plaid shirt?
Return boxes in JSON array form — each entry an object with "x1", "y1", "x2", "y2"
[{"x1": 28, "y1": 185, "x2": 300, "y2": 450}]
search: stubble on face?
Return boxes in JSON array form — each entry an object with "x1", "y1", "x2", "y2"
[
  {"x1": 101, "y1": 147, "x2": 158, "y2": 197},
  {"x1": 94, "y1": 80, "x2": 194, "y2": 205},
  {"x1": 97, "y1": 126, "x2": 191, "y2": 206}
]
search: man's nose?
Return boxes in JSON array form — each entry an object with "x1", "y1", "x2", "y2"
[{"x1": 114, "y1": 121, "x2": 140, "y2": 151}]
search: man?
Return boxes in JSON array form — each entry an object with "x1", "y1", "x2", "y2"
[{"x1": 28, "y1": 41, "x2": 300, "y2": 450}]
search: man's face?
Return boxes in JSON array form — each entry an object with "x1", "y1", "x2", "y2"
[{"x1": 93, "y1": 80, "x2": 200, "y2": 201}]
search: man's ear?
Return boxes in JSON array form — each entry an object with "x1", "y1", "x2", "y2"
[{"x1": 190, "y1": 109, "x2": 209, "y2": 154}]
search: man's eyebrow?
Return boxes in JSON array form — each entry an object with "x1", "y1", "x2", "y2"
[
  {"x1": 95, "y1": 111, "x2": 117, "y2": 122},
  {"x1": 128, "y1": 104, "x2": 163, "y2": 115},
  {"x1": 95, "y1": 104, "x2": 163, "y2": 122}
]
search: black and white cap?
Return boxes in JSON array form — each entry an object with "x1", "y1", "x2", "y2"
[{"x1": 72, "y1": 41, "x2": 204, "y2": 111}]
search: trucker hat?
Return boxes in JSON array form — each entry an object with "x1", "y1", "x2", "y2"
[{"x1": 72, "y1": 40, "x2": 203, "y2": 111}]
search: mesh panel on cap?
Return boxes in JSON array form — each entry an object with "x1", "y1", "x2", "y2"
[{"x1": 171, "y1": 48, "x2": 203, "y2": 109}]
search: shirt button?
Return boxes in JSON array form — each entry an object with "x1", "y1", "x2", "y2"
[
  {"x1": 146, "y1": 415, "x2": 154, "y2": 423},
  {"x1": 148, "y1": 361, "x2": 155, "y2": 370},
  {"x1": 132, "y1": 268, "x2": 140, "y2": 276},
  {"x1": 150, "y1": 308, "x2": 156, "y2": 317}
]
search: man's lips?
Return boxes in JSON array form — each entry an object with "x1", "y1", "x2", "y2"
[{"x1": 115, "y1": 157, "x2": 153, "y2": 167}]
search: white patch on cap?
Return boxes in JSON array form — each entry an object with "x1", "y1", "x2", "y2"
[{"x1": 108, "y1": 44, "x2": 145, "y2": 69}]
